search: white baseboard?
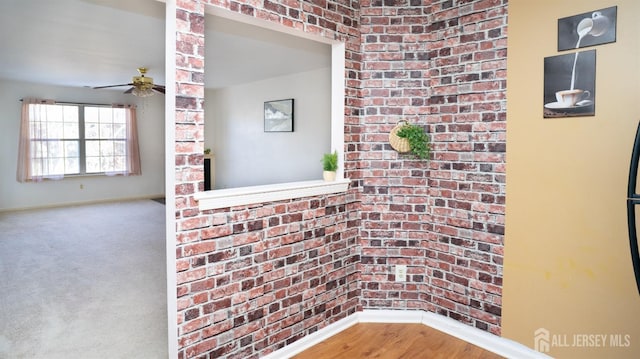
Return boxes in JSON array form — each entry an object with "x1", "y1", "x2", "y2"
[
  {"x1": 260, "y1": 314, "x2": 359, "y2": 359},
  {"x1": 261, "y1": 309, "x2": 550, "y2": 359},
  {"x1": 415, "y1": 311, "x2": 551, "y2": 359},
  {"x1": 357, "y1": 309, "x2": 423, "y2": 324},
  {"x1": 0, "y1": 194, "x2": 166, "y2": 213}
]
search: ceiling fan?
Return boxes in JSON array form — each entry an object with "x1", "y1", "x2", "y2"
[{"x1": 92, "y1": 67, "x2": 165, "y2": 97}]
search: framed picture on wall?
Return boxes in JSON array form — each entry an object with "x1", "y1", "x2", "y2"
[
  {"x1": 264, "y1": 99, "x2": 294, "y2": 132},
  {"x1": 543, "y1": 50, "x2": 596, "y2": 118},
  {"x1": 557, "y1": 6, "x2": 617, "y2": 51}
]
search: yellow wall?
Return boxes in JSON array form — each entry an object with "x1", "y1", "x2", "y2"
[{"x1": 503, "y1": 1, "x2": 640, "y2": 358}]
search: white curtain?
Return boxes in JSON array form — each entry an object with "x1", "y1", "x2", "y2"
[
  {"x1": 16, "y1": 98, "x2": 57, "y2": 182},
  {"x1": 121, "y1": 104, "x2": 141, "y2": 176},
  {"x1": 16, "y1": 100, "x2": 141, "y2": 182}
]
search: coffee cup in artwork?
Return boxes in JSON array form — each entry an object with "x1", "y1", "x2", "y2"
[{"x1": 555, "y1": 89, "x2": 591, "y2": 107}]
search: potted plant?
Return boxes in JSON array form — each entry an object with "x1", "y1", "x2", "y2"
[
  {"x1": 395, "y1": 122, "x2": 431, "y2": 160},
  {"x1": 322, "y1": 151, "x2": 338, "y2": 181}
]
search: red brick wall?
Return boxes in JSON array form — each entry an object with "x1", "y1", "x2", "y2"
[
  {"x1": 173, "y1": 0, "x2": 507, "y2": 356},
  {"x1": 359, "y1": 0, "x2": 507, "y2": 335},
  {"x1": 175, "y1": 195, "x2": 361, "y2": 358},
  {"x1": 173, "y1": 0, "x2": 362, "y2": 358}
]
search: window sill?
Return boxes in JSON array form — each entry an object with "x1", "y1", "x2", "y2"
[{"x1": 194, "y1": 179, "x2": 351, "y2": 211}]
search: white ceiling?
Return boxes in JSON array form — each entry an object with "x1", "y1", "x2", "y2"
[{"x1": 0, "y1": 0, "x2": 331, "y2": 91}]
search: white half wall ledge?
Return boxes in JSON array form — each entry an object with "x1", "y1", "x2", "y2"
[
  {"x1": 194, "y1": 179, "x2": 351, "y2": 210},
  {"x1": 260, "y1": 309, "x2": 552, "y2": 359}
]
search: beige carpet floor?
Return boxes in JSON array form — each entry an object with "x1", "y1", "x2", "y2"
[{"x1": 0, "y1": 200, "x2": 168, "y2": 358}]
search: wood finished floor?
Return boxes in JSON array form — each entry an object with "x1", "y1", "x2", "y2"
[{"x1": 292, "y1": 323, "x2": 503, "y2": 359}]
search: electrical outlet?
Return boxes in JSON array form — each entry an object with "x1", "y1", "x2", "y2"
[
  {"x1": 80, "y1": 184, "x2": 84, "y2": 189},
  {"x1": 395, "y1": 265, "x2": 407, "y2": 282}
]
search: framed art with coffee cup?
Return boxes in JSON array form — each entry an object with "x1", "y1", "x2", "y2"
[
  {"x1": 557, "y1": 6, "x2": 617, "y2": 51},
  {"x1": 543, "y1": 50, "x2": 596, "y2": 118}
]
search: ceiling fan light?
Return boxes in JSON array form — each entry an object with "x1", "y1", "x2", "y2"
[{"x1": 132, "y1": 87, "x2": 154, "y2": 97}]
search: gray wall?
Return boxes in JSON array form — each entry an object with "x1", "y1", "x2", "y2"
[
  {"x1": 0, "y1": 79, "x2": 165, "y2": 211},
  {"x1": 205, "y1": 68, "x2": 331, "y2": 189}
]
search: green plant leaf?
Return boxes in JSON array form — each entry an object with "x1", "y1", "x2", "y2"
[
  {"x1": 322, "y1": 151, "x2": 338, "y2": 171},
  {"x1": 396, "y1": 123, "x2": 431, "y2": 160}
]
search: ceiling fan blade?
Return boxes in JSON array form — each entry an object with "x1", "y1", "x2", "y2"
[
  {"x1": 92, "y1": 83, "x2": 134, "y2": 89},
  {"x1": 123, "y1": 87, "x2": 135, "y2": 94},
  {"x1": 152, "y1": 85, "x2": 165, "y2": 94}
]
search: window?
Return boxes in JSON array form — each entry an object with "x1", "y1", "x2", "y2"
[
  {"x1": 195, "y1": 12, "x2": 348, "y2": 210},
  {"x1": 17, "y1": 99, "x2": 141, "y2": 182},
  {"x1": 84, "y1": 106, "x2": 128, "y2": 174}
]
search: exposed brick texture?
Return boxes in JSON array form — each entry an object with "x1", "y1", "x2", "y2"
[
  {"x1": 174, "y1": 0, "x2": 362, "y2": 358},
  {"x1": 359, "y1": 0, "x2": 507, "y2": 335},
  {"x1": 173, "y1": 0, "x2": 507, "y2": 357},
  {"x1": 176, "y1": 195, "x2": 361, "y2": 358}
]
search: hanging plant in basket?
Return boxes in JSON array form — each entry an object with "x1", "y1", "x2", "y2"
[{"x1": 389, "y1": 120, "x2": 431, "y2": 160}]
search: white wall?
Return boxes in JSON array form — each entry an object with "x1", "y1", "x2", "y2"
[
  {"x1": 205, "y1": 68, "x2": 331, "y2": 189},
  {"x1": 0, "y1": 79, "x2": 165, "y2": 211}
]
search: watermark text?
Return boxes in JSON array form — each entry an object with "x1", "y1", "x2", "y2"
[{"x1": 534, "y1": 328, "x2": 631, "y2": 353}]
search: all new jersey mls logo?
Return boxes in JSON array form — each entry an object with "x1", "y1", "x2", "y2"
[{"x1": 534, "y1": 328, "x2": 551, "y2": 353}]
